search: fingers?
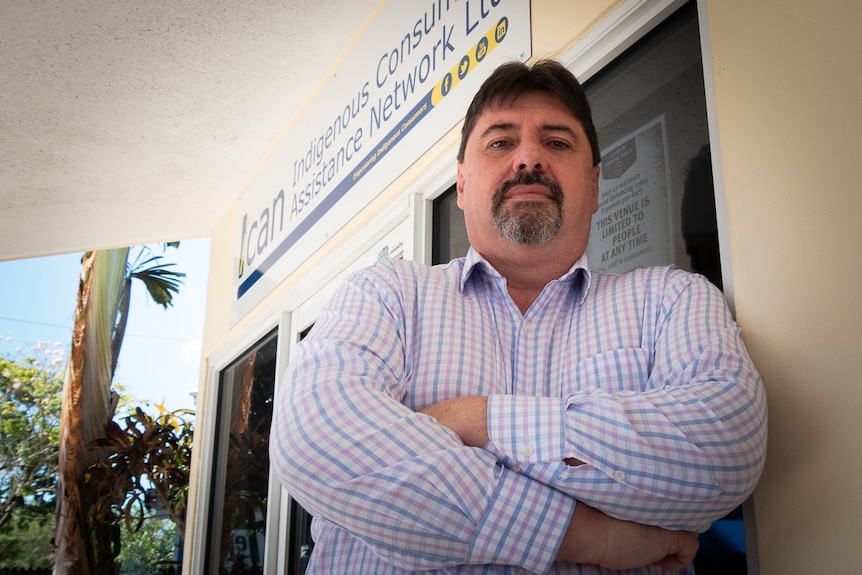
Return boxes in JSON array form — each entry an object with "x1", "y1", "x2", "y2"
[
  {"x1": 557, "y1": 502, "x2": 700, "y2": 571},
  {"x1": 653, "y1": 531, "x2": 699, "y2": 572}
]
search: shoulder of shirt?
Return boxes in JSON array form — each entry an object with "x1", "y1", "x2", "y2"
[
  {"x1": 348, "y1": 256, "x2": 466, "y2": 285},
  {"x1": 588, "y1": 264, "x2": 711, "y2": 293}
]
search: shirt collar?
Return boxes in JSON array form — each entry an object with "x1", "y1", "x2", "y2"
[{"x1": 460, "y1": 246, "x2": 592, "y2": 305}]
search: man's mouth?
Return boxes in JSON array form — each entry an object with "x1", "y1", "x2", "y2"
[
  {"x1": 493, "y1": 171, "x2": 563, "y2": 211},
  {"x1": 503, "y1": 184, "x2": 555, "y2": 201}
]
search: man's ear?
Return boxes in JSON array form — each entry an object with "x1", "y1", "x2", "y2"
[
  {"x1": 456, "y1": 163, "x2": 466, "y2": 210},
  {"x1": 590, "y1": 164, "x2": 600, "y2": 213}
]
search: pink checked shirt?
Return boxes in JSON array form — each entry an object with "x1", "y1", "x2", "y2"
[{"x1": 270, "y1": 248, "x2": 767, "y2": 574}]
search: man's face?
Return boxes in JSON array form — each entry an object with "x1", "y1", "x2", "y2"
[{"x1": 457, "y1": 91, "x2": 600, "y2": 261}]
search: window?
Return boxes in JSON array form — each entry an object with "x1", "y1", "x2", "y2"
[
  {"x1": 287, "y1": 497, "x2": 314, "y2": 574},
  {"x1": 433, "y1": 3, "x2": 721, "y2": 287},
  {"x1": 432, "y1": 183, "x2": 466, "y2": 264},
  {"x1": 205, "y1": 329, "x2": 277, "y2": 574},
  {"x1": 584, "y1": 1, "x2": 720, "y2": 287},
  {"x1": 584, "y1": 4, "x2": 743, "y2": 572}
]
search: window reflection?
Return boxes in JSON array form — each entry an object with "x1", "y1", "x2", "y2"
[{"x1": 206, "y1": 330, "x2": 277, "y2": 575}]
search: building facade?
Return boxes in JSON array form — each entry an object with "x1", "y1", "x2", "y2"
[{"x1": 182, "y1": 1, "x2": 862, "y2": 574}]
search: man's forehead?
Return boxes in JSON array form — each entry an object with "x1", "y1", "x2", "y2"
[{"x1": 475, "y1": 93, "x2": 584, "y2": 130}]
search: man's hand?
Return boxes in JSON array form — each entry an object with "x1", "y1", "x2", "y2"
[
  {"x1": 556, "y1": 502, "x2": 699, "y2": 572},
  {"x1": 422, "y1": 397, "x2": 698, "y2": 571},
  {"x1": 419, "y1": 396, "x2": 490, "y2": 448}
]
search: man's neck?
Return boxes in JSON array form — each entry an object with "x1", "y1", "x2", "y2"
[{"x1": 480, "y1": 244, "x2": 581, "y2": 314}]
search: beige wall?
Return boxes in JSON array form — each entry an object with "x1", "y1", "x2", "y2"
[
  {"x1": 704, "y1": 0, "x2": 862, "y2": 572},
  {"x1": 193, "y1": 1, "x2": 862, "y2": 573},
  {"x1": 196, "y1": 1, "x2": 613, "y2": 370}
]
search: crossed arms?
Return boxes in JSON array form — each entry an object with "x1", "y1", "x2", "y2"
[{"x1": 270, "y1": 260, "x2": 767, "y2": 573}]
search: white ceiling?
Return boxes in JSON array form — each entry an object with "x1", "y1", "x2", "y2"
[{"x1": 0, "y1": 0, "x2": 382, "y2": 261}]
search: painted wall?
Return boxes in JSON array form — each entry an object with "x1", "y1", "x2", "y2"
[
  {"x1": 191, "y1": 1, "x2": 862, "y2": 573},
  {"x1": 704, "y1": 0, "x2": 862, "y2": 572},
  {"x1": 199, "y1": 0, "x2": 612, "y2": 361}
]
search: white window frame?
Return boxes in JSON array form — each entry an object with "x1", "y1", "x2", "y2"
[
  {"x1": 189, "y1": 195, "x2": 415, "y2": 575},
  {"x1": 187, "y1": 313, "x2": 282, "y2": 575}
]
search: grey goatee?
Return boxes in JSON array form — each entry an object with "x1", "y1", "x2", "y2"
[{"x1": 492, "y1": 171, "x2": 564, "y2": 245}]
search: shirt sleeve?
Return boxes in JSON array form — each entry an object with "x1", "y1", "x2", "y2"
[
  {"x1": 269, "y1": 262, "x2": 574, "y2": 573},
  {"x1": 486, "y1": 270, "x2": 768, "y2": 532}
]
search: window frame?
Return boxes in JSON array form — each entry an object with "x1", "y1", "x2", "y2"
[{"x1": 187, "y1": 313, "x2": 286, "y2": 575}]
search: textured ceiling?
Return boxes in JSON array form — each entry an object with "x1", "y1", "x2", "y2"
[{"x1": 0, "y1": 0, "x2": 381, "y2": 261}]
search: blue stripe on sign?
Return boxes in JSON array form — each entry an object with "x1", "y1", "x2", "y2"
[{"x1": 237, "y1": 91, "x2": 435, "y2": 299}]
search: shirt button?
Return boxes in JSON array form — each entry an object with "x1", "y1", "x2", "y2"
[
  {"x1": 521, "y1": 443, "x2": 535, "y2": 457},
  {"x1": 511, "y1": 465, "x2": 523, "y2": 474},
  {"x1": 613, "y1": 469, "x2": 628, "y2": 481}
]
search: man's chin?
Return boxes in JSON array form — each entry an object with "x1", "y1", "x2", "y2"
[{"x1": 495, "y1": 216, "x2": 562, "y2": 245}]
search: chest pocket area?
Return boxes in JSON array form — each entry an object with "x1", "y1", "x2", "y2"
[{"x1": 569, "y1": 347, "x2": 652, "y2": 393}]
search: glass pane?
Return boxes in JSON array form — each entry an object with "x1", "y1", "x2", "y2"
[
  {"x1": 206, "y1": 330, "x2": 277, "y2": 575},
  {"x1": 583, "y1": 1, "x2": 722, "y2": 289},
  {"x1": 431, "y1": 3, "x2": 721, "y2": 290},
  {"x1": 432, "y1": 183, "x2": 468, "y2": 264},
  {"x1": 288, "y1": 498, "x2": 314, "y2": 575}
]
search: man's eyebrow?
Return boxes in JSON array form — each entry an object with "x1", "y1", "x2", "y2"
[
  {"x1": 478, "y1": 122, "x2": 581, "y2": 139},
  {"x1": 542, "y1": 123, "x2": 580, "y2": 138},
  {"x1": 478, "y1": 122, "x2": 516, "y2": 139}
]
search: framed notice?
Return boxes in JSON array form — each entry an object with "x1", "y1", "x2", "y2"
[{"x1": 586, "y1": 116, "x2": 673, "y2": 272}]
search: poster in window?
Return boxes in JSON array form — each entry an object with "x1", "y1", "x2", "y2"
[{"x1": 586, "y1": 115, "x2": 673, "y2": 273}]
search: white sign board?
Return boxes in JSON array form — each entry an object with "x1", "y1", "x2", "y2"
[
  {"x1": 233, "y1": 1, "x2": 531, "y2": 322},
  {"x1": 586, "y1": 116, "x2": 673, "y2": 272}
]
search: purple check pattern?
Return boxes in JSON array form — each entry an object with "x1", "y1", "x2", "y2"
[{"x1": 271, "y1": 248, "x2": 767, "y2": 574}]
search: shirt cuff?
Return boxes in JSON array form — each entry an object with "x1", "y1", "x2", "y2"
[
  {"x1": 466, "y1": 466, "x2": 575, "y2": 573},
  {"x1": 487, "y1": 394, "x2": 567, "y2": 463}
]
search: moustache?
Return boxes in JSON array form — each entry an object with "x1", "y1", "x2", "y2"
[{"x1": 492, "y1": 171, "x2": 564, "y2": 211}]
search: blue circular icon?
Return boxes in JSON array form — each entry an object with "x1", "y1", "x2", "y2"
[
  {"x1": 441, "y1": 72, "x2": 453, "y2": 96},
  {"x1": 476, "y1": 37, "x2": 489, "y2": 62},
  {"x1": 495, "y1": 17, "x2": 509, "y2": 43},
  {"x1": 458, "y1": 55, "x2": 470, "y2": 80}
]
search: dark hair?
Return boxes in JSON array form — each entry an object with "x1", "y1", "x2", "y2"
[{"x1": 457, "y1": 59, "x2": 601, "y2": 166}]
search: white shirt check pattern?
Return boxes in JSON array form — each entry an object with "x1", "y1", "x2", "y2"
[{"x1": 270, "y1": 248, "x2": 767, "y2": 574}]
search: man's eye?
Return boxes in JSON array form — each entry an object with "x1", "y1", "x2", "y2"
[
  {"x1": 548, "y1": 140, "x2": 571, "y2": 149},
  {"x1": 489, "y1": 140, "x2": 508, "y2": 149}
]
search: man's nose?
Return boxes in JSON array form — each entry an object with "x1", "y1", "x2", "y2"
[{"x1": 513, "y1": 141, "x2": 545, "y2": 172}]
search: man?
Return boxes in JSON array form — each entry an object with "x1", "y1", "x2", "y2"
[{"x1": 270, "y1": 60, "x2": 767, "y2": 574}]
